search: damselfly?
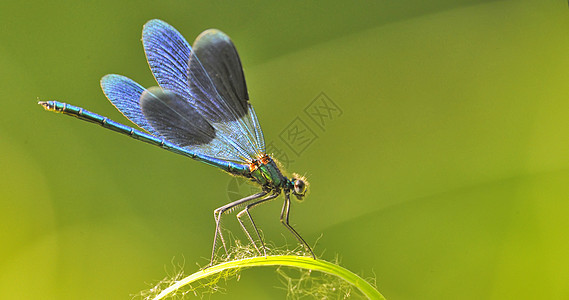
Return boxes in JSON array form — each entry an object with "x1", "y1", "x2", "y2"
[{"x1": 39, "y1": 19, "x2": 315, "y2": 265}]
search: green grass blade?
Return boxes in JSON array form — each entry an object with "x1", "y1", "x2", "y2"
[{"x1": 151, "y1": 255, "x2": 385, "y2": 300}]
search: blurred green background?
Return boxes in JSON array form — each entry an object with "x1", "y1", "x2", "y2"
[{"x1": 2, "y1": 0, "x2": 569, "y2": 299}]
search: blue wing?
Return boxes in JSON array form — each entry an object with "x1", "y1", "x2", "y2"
[
  {"x1": 101, "y1": 74, "x2": 246, "y2": 161},
  {"x1": 187, "y1": 28, "x2": 248, "y2": 123},
  {"x1": 101, "y1": 20, "x2": 265, "y2": 163},
  {"x1": 141, "y1": 20, "x2": 193, "y2": 105},
  {"x1": 100, "y1": 74, "x2": 160, "y2": 137},
  {"x1": 141, "y1": 19, "x2": 265, "y2": 163}
]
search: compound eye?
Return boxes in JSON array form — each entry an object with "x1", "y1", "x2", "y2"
[{"x1": 294, "y1": 180, "x2": 306, "y2": 195}]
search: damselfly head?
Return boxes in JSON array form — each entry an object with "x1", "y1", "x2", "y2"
[{"x1": 291, "y1": 174, "x2": 309, "y2": 201}]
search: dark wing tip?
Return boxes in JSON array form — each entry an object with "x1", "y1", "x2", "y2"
[
  {"x1": 191, "y1": 28, "x2": 249, "y2": 103},
  {"x1": 140, "y1": 87, "x2": 216, "y2": 146},
  {"x1": 195, "y1": 28, "x2": 229, "y2": 42}
]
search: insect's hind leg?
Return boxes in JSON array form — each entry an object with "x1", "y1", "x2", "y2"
[
  {"x1": 210, "y1": 191, "x2": 267, "y2": 266},
  {"x1": 236, "y1": 192, "x2": 279, "y2": 257}
]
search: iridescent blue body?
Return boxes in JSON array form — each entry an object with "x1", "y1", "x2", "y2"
[
  {"x1": 40, "y1": 100, "x2": 296, "y2": 191},
  {"x1": 39, "y1": 19, "x2": 314, "y2": 265}
]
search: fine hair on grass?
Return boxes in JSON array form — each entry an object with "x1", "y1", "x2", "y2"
[{"x1": 140, "y1": 243, "x2": 385, "y2": 300}]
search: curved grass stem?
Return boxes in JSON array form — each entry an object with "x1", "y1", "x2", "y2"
[{"x1": 151, "y1": 255, "x2": 385, "y2": 300}]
